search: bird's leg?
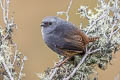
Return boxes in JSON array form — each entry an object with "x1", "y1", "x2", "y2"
[
  {"x1": 55, "y1": 56, "x2": 71, "y2": 68},
  {"x1": 53, "y1": 51, "x2": 83, "y2": 68}
]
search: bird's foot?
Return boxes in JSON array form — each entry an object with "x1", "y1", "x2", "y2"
[{"x1": 53, "y1": 56, "x2": 71, "y2": 69}]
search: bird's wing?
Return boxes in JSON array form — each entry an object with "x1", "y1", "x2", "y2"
[
  {"x1": 55, "y1": 24, "x2": 89, "y2": 53},
  {"x1": 63, "y1": 29, "x2": 89, "y2": 51}
]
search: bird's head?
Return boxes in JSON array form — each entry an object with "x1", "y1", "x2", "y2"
[
  {"x1": 41, "y1": 16, "x2": 65, "y2": 34},
  {"x1": 41, "y1": 16, "x2": 61, "y2": 28}
]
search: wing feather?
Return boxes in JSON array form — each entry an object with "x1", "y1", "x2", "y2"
[{"x1": 55, "y1": 23, "x2": 89, "y2": 53}]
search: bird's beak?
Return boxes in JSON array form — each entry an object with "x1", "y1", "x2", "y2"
[{"x1": 40, "y1": 22, "x2": 45, "y2": 27}]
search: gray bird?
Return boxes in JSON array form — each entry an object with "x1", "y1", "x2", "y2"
[{"x1": 41, "y1": 16, "x2": 98, "y2": 67}]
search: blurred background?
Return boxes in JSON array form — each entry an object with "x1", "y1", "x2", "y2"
[{"x1": 7, "y1": 0, "x2": 120, "y2": 80}]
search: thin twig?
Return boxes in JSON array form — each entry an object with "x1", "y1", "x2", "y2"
[
  {"x1": 12, "y1": 44, "x2": 18, "y2": 65},
  {"x1": 86, "y1": 11, "x2": 107, "y2": 34},
  {"x1": 66, "y1": 0, "x2": 72, "y2": 21},
  {"x1": 18, "y1": 56, "x2": 26, "y2": 80},
  {"x1": 49, "y1": 59, "x2": 63, "y2": 80},
  {"x1": 0, "y1": 54, "x2": 14, "y2": 80},
  {"x1": 49, "y1": 68, "x2": 59, "y2": 80}
]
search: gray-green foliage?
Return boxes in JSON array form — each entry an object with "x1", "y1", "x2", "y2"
[{"x1": 0, "y1": 0, "x2": 27, "y2": 80}]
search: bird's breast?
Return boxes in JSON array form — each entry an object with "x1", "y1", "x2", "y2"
[{"x1": 43, "y1": 33, "x2": 64, "y2": 54}]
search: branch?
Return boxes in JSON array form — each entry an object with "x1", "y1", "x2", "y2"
[
  {"x1": 18, "y1": 56, "x2": 27, "y2": 80},
  {"x1": 49, "y1": 68, "x2": 59, "y2": 80},
  {"x1": 0, "y1": 54, "x2": 14, "y2": 80},
  {"x1": 57, "y1": 0, "x2": 72, "y2": 21},
  {"x1": 86, "y1": 12, "x2": 107, "y2": 34},
  {"x1": 49, "y1": 59, "x2": 63, "y2": 80},
  {"x1": 66, "y1": 0, "x2": 72, "y2": 21},
  {"x1": 63, "y1": 48, "x2": 100, "y2": 80}
]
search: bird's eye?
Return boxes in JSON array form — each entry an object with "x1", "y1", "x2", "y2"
[
  {"x1": 44, "y1": 22, "x2": 52, "y2": 26},
  {"x1": 41, "y1": 22, "x2": 52, "y2": 27},
  {"x1": 44, "y1": 22, "x2": 49, "y2": 25},
  {"x1": 49, "y1": 22, "x2": 52, "y2": 25}
]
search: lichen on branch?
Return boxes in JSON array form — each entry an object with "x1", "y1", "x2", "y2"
[{"x1": 0, "y1": 0, "x2": 27, "y2": 80}]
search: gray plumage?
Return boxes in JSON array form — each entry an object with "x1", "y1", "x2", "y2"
[{"x1": 41, "y1": 16, "x2": 98, "y2": 56}]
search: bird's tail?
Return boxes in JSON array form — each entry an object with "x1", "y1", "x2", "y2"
[{"x1": 88, "y1": 37, "x2": 99, "y2": 42}]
